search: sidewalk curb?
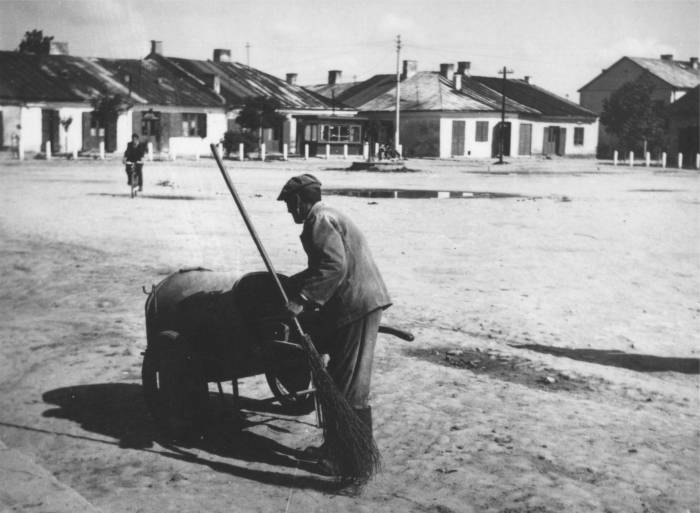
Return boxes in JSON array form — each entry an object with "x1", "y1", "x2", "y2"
[{"x1": 0, "y1": 439, "x2": 102, "y2": 512}]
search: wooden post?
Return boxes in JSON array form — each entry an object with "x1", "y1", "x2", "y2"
[
  {"x1": 628, "y1": 151, "x2": 634, "y2": 167},
  {"x1": 678, "y1": 152, "x2": 683, "y2": 169},
  {"x1": 98, "y1": 141, "x2": 104, "y2": 160},
  {"x1": 696, "y1": 153, "x2": 700, "y2": 169},
  {"x1": 147, "y1": 142, "x2": 154, "y2": 161},
  {"x1": 239, "y1": 143, "x2": 244, "y2": 161},
  {"x1": 217, "y1": 143, "x2": 223, "y2": 159},
  {"x1": 363, "y1": 142, "x2": 369, "y2": 160},
  {"x1": 374, "y1": 142, "x2": 379, "y2": 157},
  {"x1": 325, "y1": 144, "x2": 330, "y2": 159},
  {"x1": 662, "y1": 152, "x2": 667, "y2": 168},
  {"x1": 645, "y1": 152, "x2": 650, "y2": 167},
  {"x1": 72, "y1": 148, "x2": 78, "y2": 159},
  {"x1": 304, "y1": 144, "x2": 309, "y2": 160},
  {"x1": 613, "y1": 150, "x2": 618, "y2": 166},
  {"x1": 398, "y1": 144, "x2": 403, "y2": 158},
  {"x1": 46, "y1": 141, "x2": 52, "y2": 160},
  {"x1": 261, "y1": 143, "x2": 266, "y2": 161},
  {"x1": 343, "y1": 144, "x2": 348, "y2": 160},
  {"x1": 283, "y1": 143, "x2": 288, "y2": 161}
]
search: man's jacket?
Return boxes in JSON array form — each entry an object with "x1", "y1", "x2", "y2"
[
  {"x1": 124, "y1": 142, "x2": 145, "y2": 162},
  {"x1": 295, "y1": 202, "x2": 391, "y2": 329}
]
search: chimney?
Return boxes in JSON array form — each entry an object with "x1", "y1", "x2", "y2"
[
  {"x1": 49, "y1": 41, "x2": 69, "y2": 55},
  {"x1": 439, "y1": 63, "x2": 455, "y2": 80},
  {"x1": 690, "y1": 57, "x2": 699, "y2": 69},
  {"x1": 402, "y1": 60, "x2": 418, "y2": 79},
  {"x1": 523, "y1": 75, "x2": 530, "y2": 84},
  {"x1": 213, "y1": 49, "x2": 231, "y2": 62},
  {"x1": 204, "y1": 73, "x2": 221, "y2": 94},
  {"x1": 286, "y1": 73, "x2": 298, "y2": 85},
  {"x1": 456, "y1": 61, "x2": 471, "y2": 76},
  {"x1": 660, "y1": 54, "x2": 673, "y2": 61},
  {"x1": 328, "y1": 70, "x2": 342, "y2": 85},
  {"x1": 453, "y1": 74, "x2": 462, "y2": 90},
  {"x1": 150, "y1": 40, "x2": 163, "y2": 55}
]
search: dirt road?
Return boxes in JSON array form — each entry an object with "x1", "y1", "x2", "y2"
[{"x1": 1, "y1": 156, "x2": 698, "y2": 512}]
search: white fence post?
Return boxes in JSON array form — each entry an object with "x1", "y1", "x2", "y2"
[
  {"x1": 398, "y1": 144, "x2": 403, "y2": 158},
  {"x1": 99, "y1": 141, "x2": 105, "y2": 160},
  {"x1": 18, "y1": 138, "x2": 24, "y2": 161},
  {"x1": 325, "y1": 144, "x2": 330, "y2": 160},
  {"x1": 217, "y1": 143, "x2": 223, "y2": 159},
  {"x1": 662, "y1": 152, "x2": 667, "y2": 168},
  {"x1": 45, "y1": 141, "x2": 52, "y2": 160},
  {"x1": 645, "y1": 152, "x2": 650, "y2": 167},
  {"x1": 147, "y1": 142, "x2": 154, "y2": 161},
  {"x1": 374, "y1": 142, "x2": 379, "y2": 157},
  {"x1": 304, "y1": 144, "x2": 309, "y2": 160},
  {"x1": 363, "y1": 142, "x2": 369, "y2": 160},
  {"x1": 72, "y1": 148, "x2": 78, "y2": 159},
  {"x1": 613, "y1": 150, "x2": 618, "y2": 166},
  {"x1": 696, "y1": 153, "x2": 700, "y2": 169},
  {"x1": 261, "y1": 143, "x2": 266, "y2": 161},
  {"x1": 628, "y1": 151, "x2": 634, "y2": 167},
  {"x1": 678, "y1": 153, "x2": 683, "y2": 169},
  {"x1": 343, "y1": 144, "x2": 348, "y2": 159},
  {"x1": 283, "y1": 143, "x2": 288, "y2": 161},
  {"x1": 239, "y1": 143, "x2": 244, "y2": 161}
]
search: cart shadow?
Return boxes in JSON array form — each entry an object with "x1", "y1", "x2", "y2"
[
  {"x1": 41, "y1": 383, "x2": 336, "y2": 490},
  {"x1": 514, "y1": 344, "x2": 700, "y2": 374}
]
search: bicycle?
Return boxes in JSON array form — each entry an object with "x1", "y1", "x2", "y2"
[{"x1": 126, "y1": 160, "x2": 143, "y2": 198}]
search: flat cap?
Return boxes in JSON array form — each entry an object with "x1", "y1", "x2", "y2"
[{"x1": 277, "y1": 173, "x2": 322, "y2": 201}]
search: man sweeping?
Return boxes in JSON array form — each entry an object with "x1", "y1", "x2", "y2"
[{"x1": 277, "y1": 174, "x2": 392, "y2": 474}]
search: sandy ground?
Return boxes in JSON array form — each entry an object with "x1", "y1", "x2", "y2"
[{"x1": 0, "y1": 154, "x2": 698, "y2": 513}]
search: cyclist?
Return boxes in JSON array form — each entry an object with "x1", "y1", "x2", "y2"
[{"x1": 123, "y1": 133, "x2": 145, "y2": 191}]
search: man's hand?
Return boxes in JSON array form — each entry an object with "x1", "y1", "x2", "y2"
[{"x1": 285, "y1": 300, "x2": 304, "y2": 317}]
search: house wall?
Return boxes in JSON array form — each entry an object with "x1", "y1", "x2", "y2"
[
  {"x1": 439, "y1": 114, "x2": 512, "y2": 159},
  {"x1": 56, "y1": 107, "x2": 87, "y2": 154},
  {"x1": 580, "y1": 59, "x2": 677, "y2": 155},
  {"x1": 20, "y1": 106, "x2": 43, "y2": 153}
]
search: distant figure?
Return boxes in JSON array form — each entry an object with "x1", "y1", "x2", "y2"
[
  {"x1": 377, "y1": 144, "x2": 386, "y2": 160},
  {"x1": 10, "y1": 125, "x2": 21, "y2": 159},
  {"x1": 122, "y1": 134, "x2": 145, "y2": 191}
]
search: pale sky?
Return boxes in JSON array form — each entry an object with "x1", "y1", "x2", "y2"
[{"x1": 1, "y1": 0, "x2": 698, "y2": 100}]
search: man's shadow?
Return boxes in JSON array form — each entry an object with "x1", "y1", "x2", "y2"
[
  {"x1": 515, "y1": 344, "x2": 700, "y2": 374},
  {"x1": 41, "y1": 383, "x2": 338, "y2": 491}
]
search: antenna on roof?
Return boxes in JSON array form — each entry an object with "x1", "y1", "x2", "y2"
[
  {"x1": 245, "y1": 42, "x2": 250, "y2": 67},
  {"x1": 395, "y1": 35, "x2": 401, "y2": 155}
]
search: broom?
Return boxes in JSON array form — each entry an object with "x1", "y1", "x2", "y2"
[{"x1": 209, "y1": 144, "x2": 380, "y2": 481}]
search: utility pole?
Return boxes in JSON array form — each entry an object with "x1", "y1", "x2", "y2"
[
  {"x1": 395, "y1": 34, "x2": 401, "y2": 155},
  {"x1": 245, "y1": 42, "x2": 250, "y2": 67},
  {"x1": 497, "y1": 66, "x2": 513, "y2": 164}
]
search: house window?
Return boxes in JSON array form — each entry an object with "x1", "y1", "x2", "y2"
[
  {"x1": 475, "y1": 121, "x2": 489, "y2": 142},
  {"x1": 574, "y1": 127, "x2": 584, "y2": 146},
  {"x1": 182, "y1": 113, "x2": 207, "y2": 137},
  {"x1": 319, "y1": 123, "x2": 362, "y2": 143}
]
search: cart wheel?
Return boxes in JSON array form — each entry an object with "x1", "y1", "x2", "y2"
[
  {"x1": 265, "y1": 365, "x2": 315, "y2": 414},
  {"x1": 142, "y1": 330, "x2": 207, "y2": 441}
]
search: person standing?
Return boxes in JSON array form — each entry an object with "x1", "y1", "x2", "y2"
[
  {"x1": 122, "y1": 134, "x2": 145, "y2": 191},
  {"x1": 277, "y1": 174, "x2": 391, "y2": 472},
  {"x1": 10, "y1": 125, "x2": 21, "y2": 159}
]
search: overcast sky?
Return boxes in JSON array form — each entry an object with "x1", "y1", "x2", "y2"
[{"x1": 1, "y1": 0, "x2": 698, "y2": 99}]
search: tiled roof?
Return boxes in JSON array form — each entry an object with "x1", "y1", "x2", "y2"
[
  {"x1": 166, "y1": 57, "x2": 336, "y2": 110},
  {"x1": 337, "y1": 72, "x2": 540, "y2": 114},
  {"x1": 472, "y1": 76, "x2": 597, "y2": 118},
  {"x1": 0, "y1": 51, "x2": 135, "y2": 103},
  {"x1": 97, "y1": 55, "x2": 225, "y2": 107},
  {"x1": 629, "y1": 57, "x2": 700, "y2": 89}
]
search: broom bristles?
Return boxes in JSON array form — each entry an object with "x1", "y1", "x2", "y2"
[{"x1": 302, "y1": 335, "x2": 381, "y2": 481}]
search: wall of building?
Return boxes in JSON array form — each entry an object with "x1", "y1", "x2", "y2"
[
  {"x1": 0, "y1": 106, "x2": 22, "y2": 148},
  {"x1": 438, "y1": 114, "x2": 507, "y2": 159},
  {"x1": 56, "y1": 107, "x2": 87, "y2": 154},
  {"x1": 20, "y1": 106, "x2": 43, "y2": 153}
]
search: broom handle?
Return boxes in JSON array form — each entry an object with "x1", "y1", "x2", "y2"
[{"x1": 209, "y1": 144, "x2": 305, "y2": 336}]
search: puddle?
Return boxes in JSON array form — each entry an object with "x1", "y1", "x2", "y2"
[
  {"x1": 323, "y1": 188, "x2": 528, "y2": 199},
  {"x1": 406, "y1": 346, "x2": 600, "y2": 394},
  {"x1": 90, "y1": 193, "x2": 205, "y2": 201},
  {"x1": 628, "y1": 189, "x2": 686, "y2": 193}
]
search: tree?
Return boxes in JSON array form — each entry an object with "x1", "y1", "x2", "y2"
[
  {"x1": 234, "y1": 96, "x2": 285, "y2": 149},
  {"x1": 91, "y1": 94, "x2": 131, "y2": 127},
  {"x1": 600, "y1": 76, "x2": 666, "y2": 156},
  {"x1": 17, "y1": 29, "x2": 54, "y2": 55}
]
